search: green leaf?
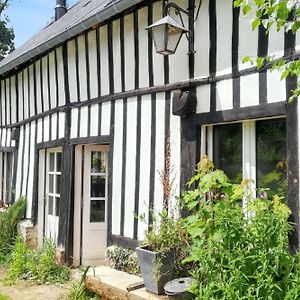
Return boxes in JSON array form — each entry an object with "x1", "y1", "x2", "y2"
[
  {"x1": 280, "y1": 70, "x2": 289, "y2": 80},
  {"x1": 252, "y1": 18, "x2": 261, "y2": 31},
  {"x1": 243, "y1": 4, "x2": 252, "y2": 15}
]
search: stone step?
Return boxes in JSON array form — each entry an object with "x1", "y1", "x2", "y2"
[{"x1": 86, "y1": 266, "x2": 168, "y2": 300}]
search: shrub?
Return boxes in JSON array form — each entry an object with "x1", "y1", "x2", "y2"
[
  {"x1": 5, "y1": 237, "x2": 69, "y2": 285},
  {"x1": 106, "y1": 246, "x2": 140, "y2": 275},
  {"x1": 0, "y1": 197, "x2": 26, "y2": 260},
  {"x1": 182, "y1": 156, "x2": 300, "y2": 300}
]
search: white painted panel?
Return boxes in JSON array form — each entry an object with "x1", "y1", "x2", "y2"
[
  {"x1": 29, "y1": 65, "x2": 35, "y2": 117},
  {"x1": 154, "y1": 92, "x2": 165, "y2": 212},
  {"x1": 35, "y1": 60, "x2": 43, "y2": 114},
  {"x1": 194, "y1": 0, "x2": 210, "y2": 78},
  {"x1": 10, "y1": 76, "x2": 17, "y2": 124},
  {"x1": 6, "y1": 129, "x2": 11, "y2": 147},
  {"x1": 216, "y1": 0, "x2": 232, "y2": 76},
  {"x1": 68, "y1": 40, "x2": 78, "y2": 103},
  {"x1": 1, "y1": 129, "x2": 6, "y2": 147},
  {"x1": 51, "y1": 114, "x2": 57, "y2": 141},
  {"x1": 138, "y1": 95, "x2": 151, "y2": 240},
  {"x1": 240, "y1": 73, "x2": 259, "y2": 107},
  {"x1": 15, "y1": 126, "x2": 24, "y2": 198},
  {"x1": 18, "y1": 73, "x2": 23, "y2": 121},
  {"x1": 56, "y1": 47, "x2": 65, "y2": 107},
  {"x1": 5, "y1": 78, "x2": 10, "y2": 124},
  {"x1": 152, "y1": 1, "x2": 164, "y2": 86},
  {"x1": 113, "y1": 20, "x2": 122, "y2": 93},
  {"x1": 112, "y1": 100, "x2": 123, "y2": 235},
  {"x1": 70, "y1": 108, "x2": 79, "y2": 139},
  {"x1": 49, "y1": 51, "x2": 57, "y2": 109},
  {"x1": 100, "y1": 26, "x2": 110, "y2": 96},
  {"x1": 267, "y1": 69, "x2": 286, "y2": 103},
  {"x1": 23, "y1": 70, "x2": 29, "y2": 119},
  {"x1": 37, "y1": 118, "x2": 43, "y2": 143},
  {"x1": 124, "y1": 14, "x2": 135, "y2": 91},
  {"x1": 37, "y1": 149, "x2": 46, "y2": 247},
  {"x1": 78, "y1": 35, "x2": 88, "y2": 101},
  {"x1": 1, "y1": 81, "x2": 4, "y2": 125},
  {"x1": 58, "y1": 112, "x2": 65, "y2": 139},
  {"x1": 169, "y1": 95, "x2": 181, "y2": 215},
  {"x1": 100, "y1": 102, "x2": 111, "y2": 136},
  {"x1": 216, "y1": 79, "x2": 233, "y2": 111},
  {"x1": 90, "y1": 104, "x2": 99, "y2": 136},
  {"x1": 138, "y1": 7, "x2": 149, "y2": 88},
  {"x1": 296, "y1": 30, "x2": 300, "y2": 53},
  {"x1": 11, "y1": 140, "x2": 15, "y2": 148},
  {"x1": 268, "y1": 27, "x2": 284, "y2": 58},
  {"x1": 21, "y1": 124, "x2": 30, "y2": 197},
  {"x1": 238, "y1": 6, "x2": 258, "y2": 70},
  {"x1": 42, "y1": 57, "x2": 50, "y2": 111},
  {"x1": 26, "y1": 122, "x2": 36, "y2": 218},
  {"x1": 88, "y1": 30, "x2": 98, "y2": 99},
  {"x1": 196, "y1": 85, "x2": 210, "y2": 113},
  {"x1": 79, "y1": 106, "x2": 88, "y2": 137},
  {"x1": 124, "y1": 98, "x2": 137, "y2": 238},
  {"x1": 43, "y1": 116, "x2": 50, "y2": 142}
]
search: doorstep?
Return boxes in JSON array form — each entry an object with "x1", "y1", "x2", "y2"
[{"x1": 86, "y1": 266, "x2": 168, "y2": 300}]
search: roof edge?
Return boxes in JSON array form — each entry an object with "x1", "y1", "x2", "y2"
[{"x1": 0, "y1": 0, "x2": 143, "y2": 76}]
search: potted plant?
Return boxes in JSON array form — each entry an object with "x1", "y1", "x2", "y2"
[{"x1": 136, "y1": 210, "x2": 181, "y2": 295}]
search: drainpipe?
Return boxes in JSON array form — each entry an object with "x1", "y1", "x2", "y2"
[{"x1": 55, "y1": 0, "x2": 67, "y2": 21}]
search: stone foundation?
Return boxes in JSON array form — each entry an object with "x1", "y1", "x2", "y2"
[{"x1": 17, "y1": 219, "x2": 37, "y2": 249}]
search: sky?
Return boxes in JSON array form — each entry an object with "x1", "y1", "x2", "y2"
[{"x1": 5, "y1": 0, "x2": 78, "y2": 48}]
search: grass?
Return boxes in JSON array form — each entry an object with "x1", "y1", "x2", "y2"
[{"x1": 0, "y1": 294, "x2": 10, "y2": 300}]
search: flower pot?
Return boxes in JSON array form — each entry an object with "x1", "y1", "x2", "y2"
[{"x1": 136, "y1": 246, "x2": 175, "y2": 295}]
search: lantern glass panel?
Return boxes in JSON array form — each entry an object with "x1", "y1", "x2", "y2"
[
  {"x1": 166, "y1": 25, "x2": 183, "y2": 54},
  {"x1": 152, "y1": 25, "x2": 167, "y2": 53}
]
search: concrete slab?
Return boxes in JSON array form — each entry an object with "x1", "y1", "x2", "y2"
[{"x1": 86, "y1": 266, "x2": 168, "y2": 300}]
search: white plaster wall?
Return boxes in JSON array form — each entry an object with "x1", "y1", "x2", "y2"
[
  {"x1": 100, "y1": 102, "x2": 111, "y2": 136},
  {"x1": 113, "y1": 20, "x2": 122, "y2": 93},
  {"x1": 111, "y1": 100, "x2": 123, "y2": 235},
  {"x1": 138, "y1": 7, "x2": 149, "y2": 88},
  {"x1": 268, "y1": 27, "x2": 284, "y2": 58},
  {"x1": 70, "y1": 108, "x2": 79, "y2": 139},
  {"x1": 67, "y1": 40, "x2": 78, "y2": 103},
  {"x1": 137, "y1": 95, "x2": 151, "y2": 240},
  {"x1": 267, "y1": 69, "x2": 286, "y2": 103},
  {"x1": 240, "y1": 73, "x2": 259, "y2": 107},
  {"x1": 216, "y1": 79, "x2": 233, "y2": 111},
  {"x1": 35, "y1": 61, "x2": 43, "y2": 114},
  {"x1": 100, "y1": 26, "x2": 110, "y2": 96},
  {"x1": 90, "y1": 104, "x2": 99, "y2": 136},
  {"x1": 42, "y1": 57, "x2": 50, "y2": 110},
  {"x1": 78, "y1": 35, "x2": 88, "y2": 101},
  {"x1": 88, "y1": 30, "x2": 99, "y2": 99},
  {"x1": 124, "y1": 97, "x2": 137, "y2": 238},
  {"x1": 216, "y1": 0, "x2": 232, "y2": 76},
  {"x1": 56, "y1": 47, "x2": 65, "y2": 107},
  {"x1": 196, "y1": 85, "x2": 210, "y2": 113},
  {"x1": 79, "y1": 106, "x2": 88, "y2": 137},
  {"x1": 194, "y1": 0, "x2": 209, "y2": 78},
  {"x1": 10, "y1": 76, "x2": 17, "y2": 124},
  {"x1": 49, "y1": 51, "x2": 57, "y2": 109}
]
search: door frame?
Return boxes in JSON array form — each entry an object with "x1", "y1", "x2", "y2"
[{"x1": 73, "y1": 144, "x2": 109, "y2": 266}]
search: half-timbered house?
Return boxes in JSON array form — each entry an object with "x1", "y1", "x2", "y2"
[{"x1": 0, "y1": 0, "x2": 298, "y2": 264}]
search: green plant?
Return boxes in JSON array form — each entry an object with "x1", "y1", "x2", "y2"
[
  {"x1": 5, "y1": 236, "x2": 69, "y2": 285},
  {"x1": 68, "y1": 267, "x2": 99, "y2": 300},
  {"x1": 106, "y1": 246, "x2": 140, "y2": 275},
  {"x1": 0, "y1": 294, "x2": 10, "y2": 300},
  {"x1": 0, "y1": 197, "x2": 26, "y2": 261},
  {"x1": 182, "y1": 156, "x2": 300, "y2": 300}
]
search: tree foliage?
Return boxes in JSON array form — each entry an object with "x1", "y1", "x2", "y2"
[
  {"x1": 0, "y1": 0, "x2": 14, "y2": 61},
  {"x1": 234, "y1": 0, "x2": 300, "y2": 101}
]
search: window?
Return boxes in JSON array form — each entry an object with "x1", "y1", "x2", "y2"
[
  {"x1": 47, "y1": 149, "x2": 62, "y2": 217},
  {"x1": 202, "y1": 118, "x2": 286, "y2": 196}
]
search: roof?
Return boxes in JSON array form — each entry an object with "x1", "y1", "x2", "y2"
[{"x1": 0, "y1": 0, "x2": 143, "y2": 76}]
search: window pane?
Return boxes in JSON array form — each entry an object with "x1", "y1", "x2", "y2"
[
  {"x1": 90, "y1": 176, "x2": 106, "y2": 197},
  {"x1": 213, "y1": 123, "x2": 242, "y2": 182},
  {"x1": 56, "y1": 175, "x2": 61, "y2": 195},
  {"x1": 48, "y1": 196, "x2": 53, "y2": 215},
  {"x1": 55, "y1": 197, "x2": 60, "y2": 217},
  {"x1": 57, "y1": 152, "x2": 62, "y2": 172},
  {"x1": 90, "y1": 200, "x2": 105, "y2": 222},
  {"x1": 49, "y1": 174, "x2": 54, "y2": 193},
  {"x1": 49, "y1": 153, "x2": 55, "y2": 171},
  {"x1": 91, "y1": 152, "x2": 106, "y2": 173},
  {"x1": 256, "y1": 119, "x2": 286, "y2": 197}
]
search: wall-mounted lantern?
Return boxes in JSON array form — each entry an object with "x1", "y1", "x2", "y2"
[{"x1": 146, "y1": 1, "x2": 202, "y2": 55}]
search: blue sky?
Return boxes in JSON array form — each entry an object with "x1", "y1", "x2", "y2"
[{"x1": 5, "y1": 0, "x2": 78, "y2": 48}]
